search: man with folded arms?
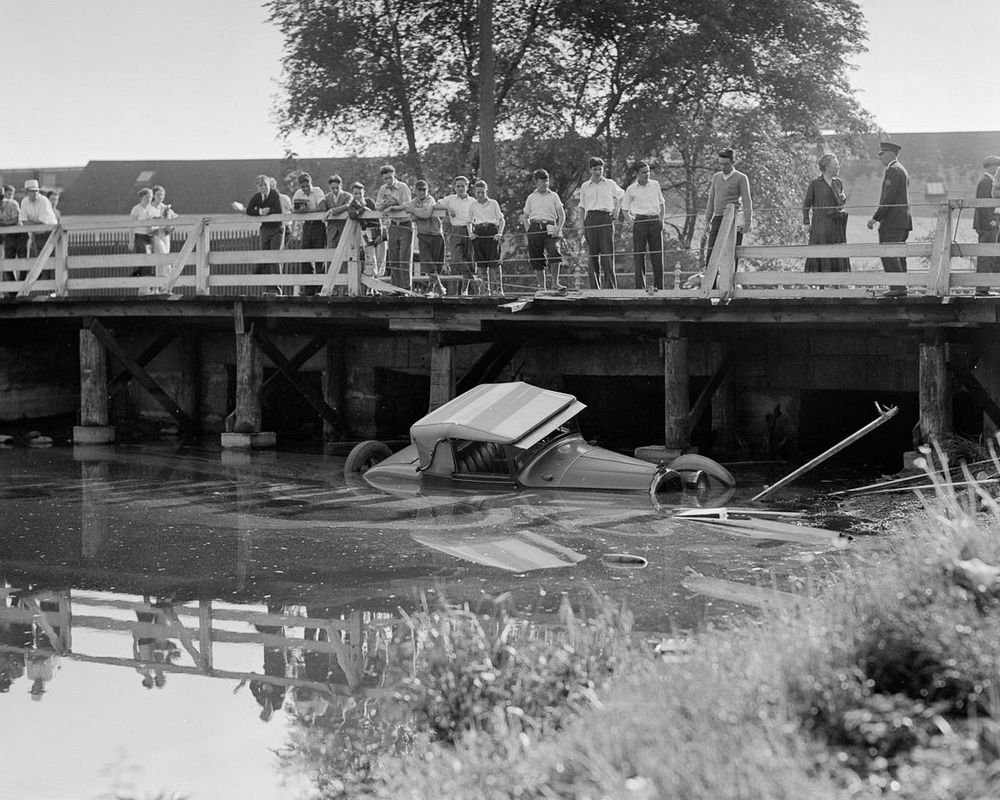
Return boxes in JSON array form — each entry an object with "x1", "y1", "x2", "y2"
[
  {"x1": 375, "y1": 164, "x2": 413, "y2": 289},
  {"x1": 623, "y1": 160, "x2": 665, "y2": 290},
  {"x1": 436, "y1": 176, "x2": 477, "y2": 295},
  {"x1": 407, "y1": 180, "x2": 447, "y2": 297}
]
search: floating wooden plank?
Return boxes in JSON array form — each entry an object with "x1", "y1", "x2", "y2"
[
  {"x1": 683, "y1": 570, "x2": 802, "y2": 610},
  {"x1": 686, "y1": 517, "x2": 849, "y2": 548}
]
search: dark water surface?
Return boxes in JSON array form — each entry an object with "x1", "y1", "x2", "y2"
[{"x1": 0, "y1": 442, "x2": 863, "y2": 799}]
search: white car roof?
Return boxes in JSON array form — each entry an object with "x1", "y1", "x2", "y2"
[{"x1": 411, "y1": 382, "x2": 586, "y2": 468}]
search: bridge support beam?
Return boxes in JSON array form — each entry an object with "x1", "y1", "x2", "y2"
[
  {"x1": 918, "y1": 332, "x2": 952, "y2": 446},
  {"x1": 428, "y1": 332, "x2": 454, "y2": 412},
  {"x1": 74, "y1": 327, "x2": 115, "y2": 445}
]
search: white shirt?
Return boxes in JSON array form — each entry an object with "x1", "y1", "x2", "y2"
[
  {"x1": 470, "y1": 198, "x2": 504, "y2": 227},
  {"x1": 20, "y1": 194, "x2": 57, "y2": 225},
  {"x1": 292, "y1": 186, "x2": 326, "y2": 211},
  {"x1": 129, "y1": 202, "x2": 156, "y2": 235},
  {"x1": 523, "y1": 190, "x2": 564, "y2": 223},
  {"x1": 622, "y1": 179, "x2": 664, "y2": 217},
  {"x1": 579, "y1": 177, "x2": 624, "y2": 214},
  {"x1": 439, "y1": 193, "x2": 477, "y2": 227}
]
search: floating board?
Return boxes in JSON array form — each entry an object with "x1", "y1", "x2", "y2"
[{"x1": 685, "y1": 516, "x2": 849, "y2": 548}]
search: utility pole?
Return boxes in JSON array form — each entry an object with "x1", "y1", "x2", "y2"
[{"x1": 478, "y1": 0, "x2": 496, "y2": 187}]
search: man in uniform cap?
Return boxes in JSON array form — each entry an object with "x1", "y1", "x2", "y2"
[
  {"x1": 974, "y1": 155, "x2": 1000, "y2": 294},
  {"x1": 867, "y1": 141, "x2": 911, "y2": 297}
]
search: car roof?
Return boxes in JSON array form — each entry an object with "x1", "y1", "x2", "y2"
[{"x1": 411, "y1": 382, "x2": 586, "y2": 466}]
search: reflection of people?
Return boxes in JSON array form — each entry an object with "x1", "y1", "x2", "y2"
[
  {"x1": 27, "y1": 651, "x2": 59, "y2": 700},
  {"x1": 867, "y1": 141, "x2": 911, "y2": 298},
  {"x1": 0, "y1": 599, "x2": 32, "y2": 692},
  {"x1": 974, "y1": 155, "x2": 1000, "y2": 295},
  {"x1": 249, "y1": 603, "x2": 290, "y2": 722},
  {"x1": 802, "y1": 153, "x2": 850, "y2": 273},
  {"x1": 703, "y1": 148, "x2": 752, "y2": 271},
  {"x1": 132, "y1": 599, "x2": 181, "y2": 689}
]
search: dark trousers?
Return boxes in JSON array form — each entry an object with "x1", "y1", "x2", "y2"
[
  {"x1": 583, "y1": 210, "x2": 616, "y2": 289},
  {"x1": 632, "y1": 216, "x2": 663, "y2": 289},
  {"x1": 879, "y1": 226, "x2": 908, "y2": 293},
  {"x1": 255, "y1": 226, "x2": 284, "y2": 275},
  {"x1": 527, "y1": 222, "x2": 560, "y2": 271},
  {"x1": 417, "y1": 232, "x2": 445, "y2": 274},
  {"x1": 386, "y1": 223, "x2": 413, "y2": 289},
  {"x1": 705, "y1": 214, "x2": 743, "y2": 270},
  {"x1": 449, "y1": 230, "x2": 474, "y2": 277},
  {"x1": 977, "y1": 228, "x2": 999, "y2": 292},
  {"x1": 3, "y1": 234, "x2": 28, "y2": 281},
  {"x1": 133, "y1": 233, "x2": 154, "y2": 278}
]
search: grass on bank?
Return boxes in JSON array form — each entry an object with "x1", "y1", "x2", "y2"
[{"x1": 298, "y1": 447, "x2": 1000, "y2": 799}]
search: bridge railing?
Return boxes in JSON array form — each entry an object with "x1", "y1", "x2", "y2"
[
  {"x1": 703, "y1": 199, "x2": 1000, "y2": 300},
  {"x1": 0, "y1": 208, "x2": 415, "y2": 299},
  {"x1": 2, "y1": 201, "x2": 999, "y2": 299}
]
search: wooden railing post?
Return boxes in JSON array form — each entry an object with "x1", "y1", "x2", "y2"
[
  {"x1": 196, "y1": 218, "x2": 210, "y2": 295},
  {"x1": 54, "y1": 227, "x2": 69, "y2": 297},
  {"x1": 926, "y1": 201, "x2": 953, "y2": 297}
]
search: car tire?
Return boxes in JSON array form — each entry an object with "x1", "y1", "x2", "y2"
[
  {"x1": 668, "y1": 454, "x2": 736, "y2": 487},
  {"x1": 344, "y1": 440, "x2": 392, "y2": 474}
]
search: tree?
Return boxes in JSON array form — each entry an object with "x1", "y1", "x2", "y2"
[{"x1": 269, "y1": 0, "x2": 875, "y2": 243}]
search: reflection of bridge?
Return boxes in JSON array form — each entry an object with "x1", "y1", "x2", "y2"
[{"x1": 0, "y1": 586, "x2": 399, "y2": 705}]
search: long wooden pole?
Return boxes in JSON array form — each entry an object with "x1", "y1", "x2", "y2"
[
  {"x1": 478, "y1": 0, "x2": 496, "y2": 187},
  {"x1": 751, "y1": 404, "x2": 899, "y2": 502}
]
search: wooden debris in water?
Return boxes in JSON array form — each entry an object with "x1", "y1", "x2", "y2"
[
  {"x1": 685, "y1": 516, "x2": 850, "y2": 548},
  {"x1": 682, "y1": 568, "x2": 803, "y2": 610}
]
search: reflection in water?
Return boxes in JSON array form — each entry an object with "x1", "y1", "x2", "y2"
[{"x1": 0, "y1": 444, "x2": 854, "y2": 798}]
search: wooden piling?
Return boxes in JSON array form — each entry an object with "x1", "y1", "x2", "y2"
[
  {"x1": 918, "y1": 332, "x2": 952, "y2": 445},
  {"x1": 428, "y1": 332, "x2": 454, "y2": 412},
  {"x1": 663, "y1": 323, "x2": 690, "y2": 451},
  {"x1": 74, "y1": 326, "x2": 115, "y2": 444}
]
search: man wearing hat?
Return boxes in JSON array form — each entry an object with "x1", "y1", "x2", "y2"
[
  {"x1": 19, "y1": 179, "x2": 58, "y2": 259},
  {"x1": 866, "y1": 142, "x2": 911, "y2": 297},
  {"x1": 974, "y1": 155, "x2": 1000, "y2": 293}
]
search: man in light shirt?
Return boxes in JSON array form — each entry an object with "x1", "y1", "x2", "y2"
[
  {"x1": 703, "y1": 148, "x2": 752, "y2": 270},
  {"x1": 469, "y1": 180, "x2": 505, "y2": 295},
  {"x1": 19, "y1": 179, "x2": 57, "y2": 257},
  {"x1": 435, "y1": 176, "x2": 477, "y2": 294},
  {"x1": 577, "y1": 157, "x2": 624, "y2": 289},
  {"x1": 292, "y1": 172, "x2": 327, "y2": 294},
  {"x1": 406, "y1": 180, "x2": 447, "y2": 297},
  {"x1": 375, "y1": 164, "x2": 413, "y2": 289},
  {"x1": 622, "y1": 160, "x2": 665, "y2": 290},
  {"x1": 520, "y1": 169, "x2": 566, "y2": 291}
]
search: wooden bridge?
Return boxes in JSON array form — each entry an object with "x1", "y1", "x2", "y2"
[{"x1": 2, "y1": 200, "x2": 1000, "y2": 459}]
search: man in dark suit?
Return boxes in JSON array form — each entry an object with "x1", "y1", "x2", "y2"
[
  {"x1": 974, "y1": 155, "x2": 1000, "y2": 295},
  {"x1": 867, "y1": 141, "x2": 911, "y2": 297}
]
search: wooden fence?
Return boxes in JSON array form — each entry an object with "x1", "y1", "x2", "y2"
[{"x1": 1, "y1": 200, "x2": 998, "y2": 299}]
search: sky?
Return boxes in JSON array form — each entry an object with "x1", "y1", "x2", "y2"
[{"x1": 1, "y1": 0, "x2": 998, "y2": 169}]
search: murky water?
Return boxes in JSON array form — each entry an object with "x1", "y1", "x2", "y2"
[{"x1": 0, "y1": 442, "x2": 863, "y2": 799}]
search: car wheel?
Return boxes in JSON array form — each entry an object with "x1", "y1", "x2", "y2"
[
  {"x1": 344, "y1": 440, "x2": 392, "y2": 473},
  {"x1": 668, "y1": 454, "x2": 736, "y2": 487}
]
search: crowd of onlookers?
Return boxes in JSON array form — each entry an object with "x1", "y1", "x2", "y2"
[{"x1": 6, "y1": 145, "x2": 999, "y2": 299}]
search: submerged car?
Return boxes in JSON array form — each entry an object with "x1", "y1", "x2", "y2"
[{"x1": 346, "y1": 381, "x2": 734, "y2": 501}]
